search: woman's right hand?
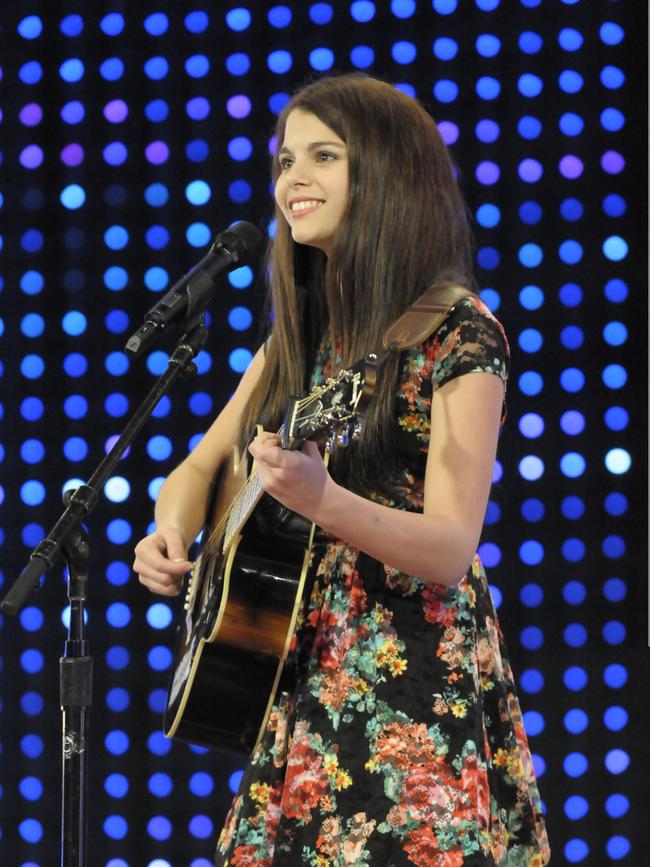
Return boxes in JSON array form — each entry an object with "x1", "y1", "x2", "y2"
[{"x1": 133, "y1": 526, "x2": 193, "y2": 596}]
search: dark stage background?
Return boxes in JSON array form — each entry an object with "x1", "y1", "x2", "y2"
[{"x1": 0, "y1": 1, "x2": 647, "y2": 865}]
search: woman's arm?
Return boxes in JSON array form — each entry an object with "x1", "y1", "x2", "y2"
[
  {"x1": 133, "y1": 344, "x2": 266, "y2": 595},
  {"x1": 249, "y1": 370, "x2": 504, "y2": 586}
]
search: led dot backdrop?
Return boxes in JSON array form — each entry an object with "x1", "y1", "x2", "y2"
[{"x1": 0, "y1": 2, "x2": 647, "y2": 865}]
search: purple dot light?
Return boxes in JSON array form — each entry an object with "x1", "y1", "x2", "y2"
[
  {"x1": 104, "y1": 99, "x2": 128, "y2": 123},
  {"x1": 20, "y1": 145, "x2": 44, "y2": 169},
  {"x1": 559, "y1": 155, "x2": 584, "y2": 179},
  {"x1": 601, "y1": 150, "x2": 625, "y2": 174},
  {"x1": 437, "y1": 121, "x2": 459, "y2": 144},
  {"x1": 60, "y1": 143, "x2": 85, "y2": 167},
  {"x1": 145, "y1": 141, "x2": 170, "y2": 165},
  {"x1": 226, "y1": 95, "x2": 252, "y2": 119},
  {"x1": 19, "y1": 103, "x2": 43, "y2": 126},
  {"x1": 518, "y1": 158, "x2": 543, "y2": 183},
  {"x1": 475, "y1": 161, "x2": 500, "y2": 185}
]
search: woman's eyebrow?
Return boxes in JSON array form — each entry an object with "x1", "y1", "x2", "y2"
[{"x1": 278, "y1": 140, "x2": 346, "y2": 155}]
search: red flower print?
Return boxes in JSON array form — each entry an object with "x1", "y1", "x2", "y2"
[
  {"x1": 230, "y1": 844, "x2": 272, "y2": 866},
  {"x1": 460, "y1": 752, "x2": 490, "y2": 828},
  {"x1": 402, "y1": 759, "x2": 473, "y2": 825},
  {"x1": 403, "y1": 827, "x2": 465, "y2": 867},
  {"x1": 421, "y1": 584, "x2": 456, "y2": 628},
  {"x1": 318, "y1": 670, "x2": 356, "y2": 711},
  {"x1": 318, "y1": 616, "x2": 358, "y2": 670},
  {"x1": 343, "y1": 568, "x2": 367, "y2": 618},
  {"x1": 403, "y1": 762, "x2": 450, "y2": 822},
  {"x1": 433, "y1": 327, "x2": 462, "y2": 372},
  {"x1": 264, "y1": 781, "x2": 283, "y2": 838},
  {"x1": 401, "y1": 378, "x2": 421, "y2": 410},
  {"x1": 375, "y1": 721, "x2": 439, "y2": 770},
  {"x1": 403, "y1": 826, "x2": 440, "y2": 864},
  {"x1": 280, "y1": 729, "x2": 329, "y2": 823}
]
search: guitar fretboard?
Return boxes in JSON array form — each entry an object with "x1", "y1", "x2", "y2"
[{"x1": 222, "y1": 467, "x2": 264, "y2": 552}]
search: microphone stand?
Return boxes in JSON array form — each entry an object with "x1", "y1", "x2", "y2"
[{"x1": 1, "y1": 314, "x2": 209, "y2": 866}]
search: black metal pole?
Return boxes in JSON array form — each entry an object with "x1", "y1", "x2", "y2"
[
  {"x1": 1, "y1": 319, "x2": 209, "y2": 867},
  {"x1": 60, "y1": 523, "x2": 92, "y2": 866}
]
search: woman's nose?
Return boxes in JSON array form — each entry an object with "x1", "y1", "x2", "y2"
[{"x1": 285, "y1": 159, "x2": 311, "y2": 185}]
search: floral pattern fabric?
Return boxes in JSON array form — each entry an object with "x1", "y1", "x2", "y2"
[{"x1": 215, "y1": 297, "x2": 550, "y2": 866}]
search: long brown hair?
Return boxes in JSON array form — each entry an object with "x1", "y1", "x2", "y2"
[{"x1": 241, "y1": 74, "x2": 476, "y2": 492}]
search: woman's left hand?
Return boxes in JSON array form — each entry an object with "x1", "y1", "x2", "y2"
[{"x1": 248, "y1": 431, "x2": 334, "y2": 523}]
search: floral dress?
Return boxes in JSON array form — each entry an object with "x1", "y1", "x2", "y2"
[{"x1": 215, "y1": 297, "x2": 551, "y2": 867}]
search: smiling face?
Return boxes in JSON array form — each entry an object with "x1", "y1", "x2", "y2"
[{"x1": 274, "y1": 109, "x2": 349, "y2": 257}]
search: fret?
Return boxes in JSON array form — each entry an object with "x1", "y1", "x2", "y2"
[{"x1": 224, "y1": 468, "x2": 263, "y2": 551}]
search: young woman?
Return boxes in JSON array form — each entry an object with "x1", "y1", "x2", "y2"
[{"x1": 134, "y1": 75, "x2": 550, "y2": 867}]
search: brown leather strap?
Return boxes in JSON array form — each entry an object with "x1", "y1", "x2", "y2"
[{"x1": 382, "y1": 285, "x2": 473, "y2": 351}]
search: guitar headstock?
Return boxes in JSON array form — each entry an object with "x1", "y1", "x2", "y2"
[{"x1": 281, "y1": 354, "x2": 379, "y2": 450}]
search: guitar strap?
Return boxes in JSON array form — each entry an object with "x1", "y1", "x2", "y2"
[{"x1": 382, "y1": 284, "x2": 473, "y2": 352}]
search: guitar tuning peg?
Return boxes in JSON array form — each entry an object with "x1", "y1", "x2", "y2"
[
  {"x1": 325, "y1": 434, "x2": 336, "y2": 453},
  {"x1": 352, "y1": 421, "x2": 363, "y2": 441}
]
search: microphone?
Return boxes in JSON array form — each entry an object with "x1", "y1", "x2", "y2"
[{"x1": 125, "y1": 221, "x2": 262, "y2": 357}]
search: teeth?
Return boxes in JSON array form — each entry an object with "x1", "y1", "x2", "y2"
[{"x1": 290, "y1": 200, "x2": 323, "y2": 212}]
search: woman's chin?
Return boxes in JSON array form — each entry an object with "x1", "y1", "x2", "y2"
[{"x1": 291, "y1": 233, "x2": 329, "y2": 256}]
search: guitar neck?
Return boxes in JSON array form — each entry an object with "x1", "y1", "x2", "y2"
[{"x1": 223, "y1": 465, "x2": 264, "y2": 552}]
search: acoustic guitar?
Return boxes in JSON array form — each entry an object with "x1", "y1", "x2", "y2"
[{"x1": 163, "y1": 354, "x2": 379, "y2": 753}]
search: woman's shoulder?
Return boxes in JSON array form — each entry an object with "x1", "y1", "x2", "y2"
[
  {"x1": 402, "y1": 292, "x2": 509, "y2": 389},
  {"x1": 441, "y1": 293, "x2": 509, "y2": 355}
]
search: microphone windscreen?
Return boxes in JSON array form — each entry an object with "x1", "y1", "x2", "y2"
[{"x1": 217, "y1": 221, "x2": 262, "y2": 261}]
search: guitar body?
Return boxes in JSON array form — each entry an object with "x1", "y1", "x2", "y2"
[
  {"x1": 162, "y1": 354, "x2": 378, "y2": 753},
  {"x1": 163, "y1": 442, "x2": 313, "y2": 752}
]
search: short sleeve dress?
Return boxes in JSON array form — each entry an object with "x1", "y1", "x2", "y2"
[{"x1": 215, "y1": 296, "x2": 551, "y2": 867}]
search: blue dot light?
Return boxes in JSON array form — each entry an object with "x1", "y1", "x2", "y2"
[{"x1": 605, "y1": 794, "x2": 629, "y2": 818}]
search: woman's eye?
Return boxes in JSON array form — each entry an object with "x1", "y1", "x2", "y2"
[
  {"x1": 317, "y1": 151, "x2": 334, "y2": 162},
  {"x1": 279, "y1": 157, "x2": 293, "y2": 170}
]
